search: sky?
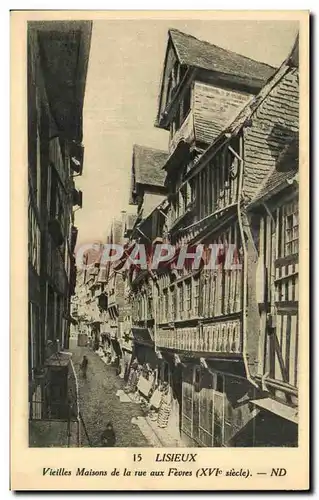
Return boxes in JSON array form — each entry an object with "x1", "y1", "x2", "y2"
[{"x1": 75, "y1": 19, "x2": 299, "y2": 246}]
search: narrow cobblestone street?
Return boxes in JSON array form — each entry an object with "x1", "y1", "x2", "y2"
[{"x1": 71, "y1": 346, "x2": 152, "y2": 447}]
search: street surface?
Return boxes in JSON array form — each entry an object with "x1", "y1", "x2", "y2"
[{"x1": 71, "y1": 346, "x2": 152, "y2": 447}]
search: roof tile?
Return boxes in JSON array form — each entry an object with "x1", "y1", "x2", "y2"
[
  {"x1": 169, "y1": 29, "x2": 276, "y2": 84},
  {"x1": 133, "y1": 144, "x2": 168, "y2": 188}
]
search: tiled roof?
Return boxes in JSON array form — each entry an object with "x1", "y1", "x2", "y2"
[
  {"x1": 252, "y1": 141, "x2": 298, "y2": 205},
  {"x1": 252, "y1": 137, "x2": 299, "y2": 202},
  {"x1": 243, "y1": 66, "x2": 299, "y2": 201},
  {"x1": 169, "y1": 29, "x2": 276, "y2": 84},
  {"x1": 193, "y1": 81, "x2": 253, "y2": 146},
  {"x1": 133, "y1": 144, "x2": 168, "y2": 187},
  {"x1": 253, "y1": 167, "x2": 298, "y2": 203},
  {"x1": 191, "y1": 35, "x2": 299, "y2": 204}
]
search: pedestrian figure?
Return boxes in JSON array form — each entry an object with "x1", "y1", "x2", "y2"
[
  {"x1": 101, "y1": 422, "x2": 116, "y2": 447},
  {"x1": 80, "y1": 355, "x2": 88, "y2": 379}
]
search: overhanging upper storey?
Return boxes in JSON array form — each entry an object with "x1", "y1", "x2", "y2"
[
  {"x1": 155, "y1": 29, "x2": 276, "y2": 132},
  {"x1": 29, "y1": 21, "x2": 92, "y2": 143},
  {"x1": 129, "y1": 144, "x2": 168, "y2": 208}
]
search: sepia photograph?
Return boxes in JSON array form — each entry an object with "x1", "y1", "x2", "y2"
[
  {"x1": 26, "y1": 16, "x2": 302, "y2": 451},
  {"x1": 9, "y1": 10, "x2": 309, "y2": 491}
]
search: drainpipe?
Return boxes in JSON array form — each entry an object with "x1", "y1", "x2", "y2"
[{"x1": 235, "y1": 134, "x2": 259, "y2": 389}]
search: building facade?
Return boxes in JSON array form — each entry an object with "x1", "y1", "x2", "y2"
[
  {"x1": 119, "y1": 30, "x2": 299, "y2": 447},
  {"x1": 28, "y1": 21, "x2": 91, "y2": 438}
]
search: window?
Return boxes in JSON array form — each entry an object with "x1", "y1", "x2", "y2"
[
  {"x1": 172, "y1": 287, "x2": 177, "y2": 320},
  {"x1": 163, "y1": 290, "x2": 168, "y2": 323},
  {"x1": 157, "y1": 294, "x2": 162, "y2": 323},
  {"x1": 185, "y1": 280, "x2": 192, "y2": 311},
  {"x1": 193, "y1": 276, "x2": 200, "y2": 316},
  {"x1": 169, "y1": 286, "x2": 175, "y2": 321},
  {"x1": 178, "y1": 284, "x2": 184, "y2": 318},
  {"x1": 284, "y1": 200, "x2": 298, "y2": 256}
]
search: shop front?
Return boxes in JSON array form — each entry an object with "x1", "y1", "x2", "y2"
[{"x1": 181, "y1": 359, "x2": 257, "y2": 447}]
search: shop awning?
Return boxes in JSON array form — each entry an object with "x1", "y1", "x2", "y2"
[
  {"x1": 131, "y1": 328, "x2": 154, "y2": 347},
  {"x1": 251, "y1": 397, "x2": 298, "y2": 424}
]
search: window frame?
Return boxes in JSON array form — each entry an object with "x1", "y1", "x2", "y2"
[{"x1": 283, "y1": 200, "x2": 299, "y2": 256}]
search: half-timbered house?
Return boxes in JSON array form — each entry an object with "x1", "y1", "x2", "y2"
[
  {"x1": 28, "y1": 21, "x2": 91, "y2": 443},
  {"x1": 152, "y1": 30, "x2": 299, "y2": 446},
  {"x1": 152, "y1": 28, "x2": 273, "y2": 445},
  {"x1": 127, "y1": 145, "x2": 169, "y2": 374}
]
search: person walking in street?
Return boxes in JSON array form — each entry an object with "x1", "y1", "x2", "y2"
[
  {"x1": 101, "y1": 422, "x2": 116, "y2": 447},
  {"x1": 80, "y1": 355, "x2": 88, "y2": 379}
]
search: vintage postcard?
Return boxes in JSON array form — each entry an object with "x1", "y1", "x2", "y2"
[{"x1": 11, "y1": 10, "x2": 309, "y2": 491}]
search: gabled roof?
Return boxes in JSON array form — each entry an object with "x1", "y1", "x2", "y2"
[
  {"x1": 226, "y1": 33, "x2": 299, "y2": 137},
  {"x1": 253, "y1": 167, "x2": 299, "y2": 204},
  {"x1": 242, "y1": 66, "x2": 299, "y2": 201},
  {"x1": 156, "y1": 28, "x2": 276, "y2": 128},
  {"x1": 191, "y1": 34, "x2": 299, "y2": 203},
  {"x1": 129, "y1": 145, "x2": 168, "y2": 204},
  {"x1": 169, "y1": 29, "x2": 276, "y2": 83},
  {"x1": 192, "y1": 81, "x2": 253, "y2": 147}
]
